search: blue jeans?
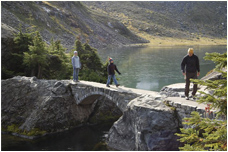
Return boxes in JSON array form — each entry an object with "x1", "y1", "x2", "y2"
[
  {"x1": 106, "y1": 75, "x2": 118, "y2": 85},
  {"x1": 73, "y1": 68, "x2": 80, "y2": 81}
]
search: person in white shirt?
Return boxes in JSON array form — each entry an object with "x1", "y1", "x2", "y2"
[{"x1": 72, "y1": 51, "x2": 81, "y2": 82}]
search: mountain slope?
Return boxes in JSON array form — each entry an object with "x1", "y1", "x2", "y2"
[
  {"x1": 1, "y1": 1, "x2": 147, "y2": 51},
  {"x1": 83, "y1": 1, "x2": 227, "y2": 41},
  {"x1": 1, "y1": 1, "x2": 226, "y2": 52}
]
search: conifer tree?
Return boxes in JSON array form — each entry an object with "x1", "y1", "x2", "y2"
[
  {"x1": 47, "y1": 38, "x2": 71, "y2": 79},
  {"x1": 23, "y1": 31, "x2": 48, "y2": 78},
  {"x1": 10, "y1": 28, "x2": 33, "y2": 76},
  {"x1": 175, "y1": 52, "x2": 227, "y2": 151}
]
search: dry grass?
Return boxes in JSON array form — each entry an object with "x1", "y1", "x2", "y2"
[{"x1": 138, "y1": 33, "x2": 227, "y2": 47}]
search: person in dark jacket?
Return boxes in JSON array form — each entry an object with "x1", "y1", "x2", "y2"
[
  {"x1": 181, "y1": 48, "x2": 200, "y2": 100},
  {"x1": 106, "y1": 58, "x2": 121, "y2": 87}
]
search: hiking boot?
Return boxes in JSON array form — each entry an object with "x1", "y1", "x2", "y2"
[
  {"x1": 192, "y1": 95, "x2": 196, "y2": 100},
  {"x1": 185, "y1": 96, "x2": 189, "y2": 100},
  {"x1": 106, "y1": 85, "x2": 110, "y2": 87},
  {"x1": 116, "y1": 84, "x2": 120, "y2": 87}
]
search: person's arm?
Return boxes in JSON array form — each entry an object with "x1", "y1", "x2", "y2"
[
  {"x1": 196, "y1": 56, "x2": 200, "y2": 76},
  {"x1": 79, "y1": 57, "x2": 82, "y2": 69},
  {"x1": 72, "y1": 57, "x2": 75, "y2": 68},
  {"x1": 115, "y1": 65, "x2": 121, "y2": 75},
  {"x1": 107, "y1": 65, "x2": 110, "y2": 75},
  {"x1": 181, "y1": 56, "x2": 186, "y2": 75}
]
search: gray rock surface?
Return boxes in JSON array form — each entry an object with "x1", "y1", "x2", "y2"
[
  {"x1": 107, "y1": 94, "x2": 182, "y2": 151},
  {"x1": 1, "y1": 76, "x2": 94, "y2": 134},
  {"x1": 160, "y1": 83, "x2": 193, "y2": 97}
]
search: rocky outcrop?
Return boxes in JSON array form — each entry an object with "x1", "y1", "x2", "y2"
[
  {"x1": 107, "y1": 94, "x2": 182, "y2": 151},
  {"x1": 1, "y1": 76, "x2": 104, "y2": 137},
  {"x1": 201, "y1": 68, "x2": 227, "y2": 81}
]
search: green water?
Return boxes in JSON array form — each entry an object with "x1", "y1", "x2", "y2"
[{"x1": 98, "y1": 45, "x2": 226, "y2": 91}]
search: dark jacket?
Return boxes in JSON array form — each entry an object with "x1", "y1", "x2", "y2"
[
  {"x1": 107, "y1": 63, "x2": 121, "y2": 75},
  {"x1": 181, "y1": 54, "x2": 200, "y2": 73}
]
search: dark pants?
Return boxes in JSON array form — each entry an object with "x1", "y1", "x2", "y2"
[{"x1": 185, "y1": 72, "x2": 198, "y2": 97}]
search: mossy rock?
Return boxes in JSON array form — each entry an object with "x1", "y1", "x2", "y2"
[{"x1": 5, "y1": 124, "x2": 46, "y2": 137}]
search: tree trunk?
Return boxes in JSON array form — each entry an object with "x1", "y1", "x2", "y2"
[{"x1": 37, "y1": 65, "x2": 42, "y2": 79}]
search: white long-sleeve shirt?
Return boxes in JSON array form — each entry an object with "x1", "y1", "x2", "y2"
[{"x1": 72, "y1": 56, "x2": 81, "y2": 68}]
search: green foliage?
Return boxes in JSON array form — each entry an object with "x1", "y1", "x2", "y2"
[
  {"x1": 3, "y1": 29, "x2": 107, "y2": 83},
  {"x1": 204, "y1": 52, "x2": 227, "y2": 71},
  {"x1": 2, "y1": 27, "x2": 34, "y2": 77},
  {"x1": 47, "y1": 38, "x2": 71, "y2": 79},
  {"x1": 23, "y1": 31, "x2": 48, "y2": 78},
  {"x1": 176, "y1": 52, "x2": 227, "y2": 151},
  {"x1": 191, "y1": 52, "x2": 227, "y2": 116},
  {"x1": 2, "y1": 29, "x2": 72, "y2": 80},
  {"x1": 176, "y1": 112, "x2": 227, "y2": 151}
]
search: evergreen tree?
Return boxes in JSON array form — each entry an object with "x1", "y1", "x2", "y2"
[
  {"x1": 47, "y1": 38, "x2": 71, "y2": 79},
  {"x1": 175, "y1": 52, "x2": 227, "y2": 151},
  {"x1": 23, "y1": 31, "x2": 48, "y2": 78},
  {"x1": 5, "y1": 28, "x2": 33, "y2": 77}
]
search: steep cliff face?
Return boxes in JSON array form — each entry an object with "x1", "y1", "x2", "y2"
[{"x1": 1, "y1": 1, "x2": 147, "y2": 51}]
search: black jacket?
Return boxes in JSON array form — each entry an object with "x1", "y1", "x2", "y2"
[
  {"x1": 181, "y1": 54, "x2": 200, "y2": 73},
  {"x1": 107, "y1": 63, "x2": 121, "y2": 75}
]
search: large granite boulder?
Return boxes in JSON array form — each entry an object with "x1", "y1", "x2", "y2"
[
  {"x1": 1, "y1": 76, "x2": 94, "y2": 136},
  {"x1": 107, "y1": 94, "x2": 182, "y2": 151}
]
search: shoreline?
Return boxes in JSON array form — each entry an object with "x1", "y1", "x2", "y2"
[{"x1": 125, "y1": 37, "x2": 227, "y2": 48}]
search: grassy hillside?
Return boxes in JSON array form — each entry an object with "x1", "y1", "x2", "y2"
[{"x1": 83, "y1": 1, "x2": 227, "y2": 46}]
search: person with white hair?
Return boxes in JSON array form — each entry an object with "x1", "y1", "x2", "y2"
[
  {"x1": 181, "y1": 48, "x2": 200, "y2": 100},
  {"x1": 72, "y1": 51, "x2": 81, "y2": 82}
]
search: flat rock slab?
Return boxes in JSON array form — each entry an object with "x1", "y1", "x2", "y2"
[{"x1": 166, "y1": 97, "x2": 208, "y2": 110}]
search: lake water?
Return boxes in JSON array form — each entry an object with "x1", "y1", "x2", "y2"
[
  {"x1": 1, "y1": 123, "x2": 111, "y2": 151},
  {"x1": 1, "y1": 45, "x2": 226, "y2": 151},
  {"x1": 98, "y1": 45, "x2": 226, "y2": 91}
]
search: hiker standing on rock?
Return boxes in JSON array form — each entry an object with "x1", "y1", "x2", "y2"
[
  {"x1": 181, "y1": 48, "x2": 200, "y2": 100},
  {"x1": 72, "y1": 51, "x2": 81, "y2": 82},
  {"x1": 106, "y1": 58, "x2": 121, "y2": 87}
]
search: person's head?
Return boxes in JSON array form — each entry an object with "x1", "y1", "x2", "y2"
[
  {"x1": 109, "y1": 57, "x2": 114, "y2": 63},
  {"x1": 188, "y1": 48, "x2": 194, "y2": 57},
  {"x1": 74, "y1": 51, "x2": 78, "y2": 56}
]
